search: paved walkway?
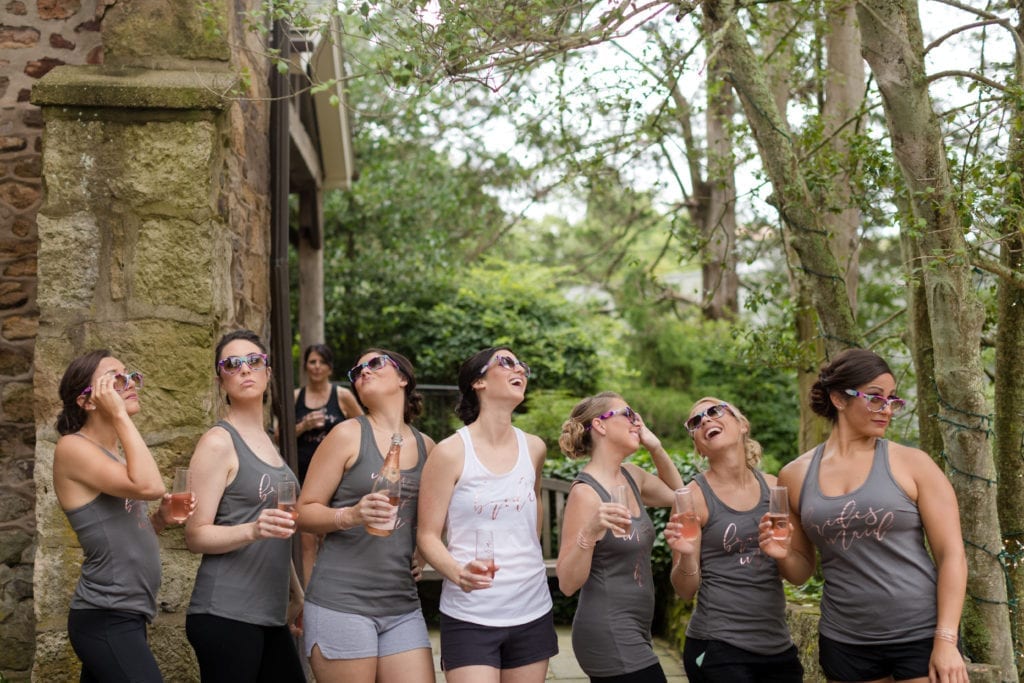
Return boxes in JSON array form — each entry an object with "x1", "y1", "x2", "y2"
[{"x1": 429, "y1": 625, "x2": 687, "y2": 682}]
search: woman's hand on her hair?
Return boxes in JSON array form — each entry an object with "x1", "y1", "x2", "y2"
[
  {"x1": 252, "y1": 507, "x2": 296, "y2": 540},
  {"x1": 664, "y1": 513, "x2": 700, "y2": 555}
]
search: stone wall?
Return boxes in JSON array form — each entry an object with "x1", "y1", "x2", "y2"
[
  {"x1": 0, "y1": 1, "x2": 103, "y2": 678},
  {"x1": 23, "y1": 1, "x2": 271, "y2": 680}
]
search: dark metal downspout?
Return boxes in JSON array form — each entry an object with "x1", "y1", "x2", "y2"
[{"x1": 269, "y1": 21, "x2": 298, "y2": 475}]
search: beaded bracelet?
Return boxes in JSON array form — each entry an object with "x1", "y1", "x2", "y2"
[
  {"x1": 576, "y1": 531, "x2": 596, "y2": 550},
  {"x1": 934, "y1": 627, "x2": 958, "y2": 645},
  {"x1": 334, "y1": 507, "x2": 351, "y2": 531}
]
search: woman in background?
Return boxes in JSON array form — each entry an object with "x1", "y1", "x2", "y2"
[
  {"x1": 556, "y1": 391, "x2": 683, "y2": 682},
  {"x1": 297, "y1": 348, "x2": 434, "y2": 683},
  {"x1": 294, "y1": 343, "x2": 362, "y2": 584},
  {"x1": 667, "y1": 397, "x2": 804, "y2": 682},
  {"x1": 53, "y1": 350, "x2": 183, "y2": 682},
  {"x1": 418, "y1": 347, "x2": 558, "y2": 683},
  {"x1": 185, "y1": 330, "x2": 305, "y2": 682}
]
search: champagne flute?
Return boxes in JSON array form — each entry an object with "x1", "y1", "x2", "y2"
[
  {"x1": 277, "y1": 480, "x2": 298, "y2": 521},
  {"x1": 769, "y1": 485, "x2": 791, "y2": 540},
  {"x1": 169, "y1": 468, "x2": 191, "y2": 523},
  {"x1": 611, "y1": 484, "x2": 632, "y2": 539},
  {"x1": 674, "y1": 487, "x2": 700, "y2": 541},
  {"x1": 475, "y1": 529, "x2": 496, "y2": 577}
]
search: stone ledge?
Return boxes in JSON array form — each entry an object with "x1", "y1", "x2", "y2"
[{"x1": 30, "y1": 66, "x2": 238, "y2": 111}]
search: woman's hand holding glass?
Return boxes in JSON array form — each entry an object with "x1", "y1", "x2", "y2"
[
  {"x1": 253, "y1": 506, "x2": 296, "y2": 540},
  {"x1": 758, "y1": 485, "x2": 792, "y2": 559}
]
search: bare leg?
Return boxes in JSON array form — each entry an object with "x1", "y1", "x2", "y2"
[
  {"x1": 445, "y1": 665, "x2": 501, "y2": 683},
  {"x1": 500, "y1": 659, "x2": 549, "y2": 683},
  {"x1": 377, "y1": 647, "x2": 435, "y2": 683},
  {"x1": 310, "y1": 644, "x2": 377, "y2": 683}
]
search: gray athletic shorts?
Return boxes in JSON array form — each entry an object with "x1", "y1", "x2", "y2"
[{"x1": 303, "y1": 601, "x2": 431, "y2": 660}]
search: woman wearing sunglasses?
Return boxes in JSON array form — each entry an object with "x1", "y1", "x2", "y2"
[
  {"x1": 52, "y1": 350, "x2": 184, "y2": 682},
  {"x1": 556, "y1": 392, "x2": 683, "y2": 682},
  {"x1": 418, "y1": 347, "x2": 557, "y2": 683},
  {"x1": 777, "y1": 349, "x2": 968, "y2": 683},
  {"x1": 293, "y1": 343, "x2": 363, "y2": 586},
  {"x1": 184, "y1": 330, "x2": 305, "y2": 682},
  {"x1": 296, "y1": 348, "x2": 435, "y2": 683},
  {"x1": 666, "y1": 397, "x2": 805, "y2": 682}
]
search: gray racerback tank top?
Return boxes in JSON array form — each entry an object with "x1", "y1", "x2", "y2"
[
  {"x1": 305, "y1": 415, "x2": 427, "y2": 616},
  {"x1": 799, "y1": 438, "x2": 937, "y2": 644},
  {"x1": 570, "y1": 468, "x2": 660, "y2": 678},
  {"x1": 187, "y1": 420, "x2": 298, "y2": 626},
  {"x1": 65, "y1": 436, "x2": 161, "y2": 621},
  {"x1": 685, "y1": 469, "x2": 793, "y2": 655}
]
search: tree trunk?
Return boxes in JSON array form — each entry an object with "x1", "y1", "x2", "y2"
[
  {"x1": 702, "y1": 58, "x2": 739, "y2": 320},
  {"x1": 701, "y1": 0, "x2": 862, "y2": 359},
  {"x1": 821, "y1": 0, "x2": 864, "y2": 314},
  {"x1": 856, "y1": 1, "x2": 1017, "y2": 677},
  {"x1": 995, "y1": 12, "x2": 1024, "y2": 669}
]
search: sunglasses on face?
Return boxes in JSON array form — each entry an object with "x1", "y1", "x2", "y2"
[
  {"x1": 586, "y1": 405, "x2": 640, "y2": 430},
  {"x1": 479, "y1": 354, "x2": 532, "y2": 378},
  {"x1": 217, "y1": 353, "x2": 269, "y2": 375},
  {"x1": 685, "y1": 403, "x2": 732, "y2": 434},
  {"x1": 844, "y1": 389, "x2": 906, "y2": 414},
  {"x1": 347, "y1": 354, "x2": 399, "y2": 383},
  {"x1": 80, "y1": 371, "x2": 144, "y2": 397}
]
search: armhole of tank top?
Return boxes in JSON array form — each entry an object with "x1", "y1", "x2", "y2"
[
  {"x1": 620, "y1": 466, "x2": 643, "y2": 501},
  {"x1": 797, "y1": 444, "x2": 826, "y2": 514},
  {"x1": 572, "y1": 473, "x2": 608, "y2": 502},
  {"x1": 411, "y1": 427, "x2": 427, "y2": 468},
  {"x1": 693, "y1": 473, "x2": 718, "y2": 517}
]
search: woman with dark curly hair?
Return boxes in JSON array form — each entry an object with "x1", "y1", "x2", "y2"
[
  {"x1": 53, "y1": 349, "x2": 184, "y2": 682},
  {"x1": 556, "y1": 391, "x2": 682, "y2": 682},
  {"x1": 297, "y1": 348, "x2": 435, "y2": 683},
  {"x1": 778, "y1": 348, "x2": 967, "y2": 683},
  {"x1": 418, "y1": 347, "x2": 557, "y2": 683}
]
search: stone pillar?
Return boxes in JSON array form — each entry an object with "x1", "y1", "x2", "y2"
[
  {"x1": 0, "y1": 1, "x2": 102, "y2": 679},
  {"x1": 28, "y1": 2, "x2": 271, "y2": 679}
]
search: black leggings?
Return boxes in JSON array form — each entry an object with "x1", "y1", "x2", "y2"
[
  {"x1": 186, "y1": 613, "x2": 305, "y2": 682},
  {"x1": 590, "y1": 662, "x2": 667, "y2": 682},
  {"x1": 68, "y1": 609, "x2": 163, "y2": 683}
]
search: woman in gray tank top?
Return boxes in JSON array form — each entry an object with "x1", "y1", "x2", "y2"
[
  {"x1": 296, "y1": 348, "x2": 435, "y2": 683},
  {"x1": 184, "y1": 330, "x2": 306, "y2": 682},
  {"x1": 53, "y1": 349, "x2": 187, "y2": 682},
  {"x1": 667, "y1": 396, "x2": 805, "y2": 682},
  {"x1": 777, "y1": 349, "x2": 967, "y2": 683},
  {"x1": 556, "y1": 391, "x2": 683, "y2": 682}
]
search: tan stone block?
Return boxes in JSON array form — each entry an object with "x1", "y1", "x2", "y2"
[
  {"x1": 24, "y1": 57, "x2": 65, "y2": 79},
  {"x1": 49, "y1": 33, "x2": 75, "y2": 50},
  {"x1": 35, "y1": 212, "x2": 100, "y2": 311},
  {"x1": 32, "y1": 545, "x2": 79, "y2": 627},
  {"x1": 155, "y1": 547, "x2": 200, "y2": 613},
  {"x1": 150, "y1": 616, "x2": 199, "y2": 681},
  {"x1": 6, "y1": 1, "x2": 27, "y2": 16},
  {"x1": 0, "y1": 281, "x2": 28, "y2": 308},
  {"x1": 135, "y1": 217, "x2": 214, "y2": 314},
  {"x1": 2, "y1": 381, "x2": 33, "y2": 422},
  {"x1": 0, "y1": 343, "x2": 30, "y2": 375},
  {"x1": 2, "y1": 314, "x2": 38, "y2": 340},
  {"x1": 0, "y1": 238, "x2": 36, "y2": 260},
  {"x1": 11, "y1": 216, "x2": 31, "y2": 237},
  {"x1": 31, "y1": 629, "x2": 79, "y2": 682}
]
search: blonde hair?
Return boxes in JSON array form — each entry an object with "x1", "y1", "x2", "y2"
[
  {"x1": 558, "y1": 391, "x2": 623, "y2": 460},
  {"x1": 688, "y1": 396, "x2": 763, "y2": 468}
]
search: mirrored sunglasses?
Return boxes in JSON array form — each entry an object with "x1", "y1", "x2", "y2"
[
  {"x1": 217, "y1": 353, "x2": 269, "y2": 375},
  {"x1": 80, "y1": 371, "x2": 144, "y2": 397},
  {"x1": 480, "y1": 354, "x2": 532, "y2": 378},
  {"x1": 685, "y1": 403, "x2": 731, "y2": 433},
  {"x1": 844, "y1": 389, "x2": 906, "y2": 414},
  {"x1": 586, "y1": 405, "x2": 640, "y2": 430},
  {"x1": 347, "y1": 354, "x2": 399, "y2": 383}
]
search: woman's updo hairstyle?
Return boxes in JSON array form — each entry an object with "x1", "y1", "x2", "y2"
[
  {"x1": 56, "y1": 349, "x2": 111, "y2": 435},
  {"x1": 558, "y1": 392, "x2": 622, "y2": 460},
  {"x1": 455, "y1": 346, "x2": 513, "y2": 425},
  {"x1": 809, "y1": 348, "x2": 894, "y2": 423},
  {"x1": 350, "y1": 348, "x2": 423, "y2": 424},
  {"x1": 688, "y1": 396, "x2": 763, "y2": 468}
]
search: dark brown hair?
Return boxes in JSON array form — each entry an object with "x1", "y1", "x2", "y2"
[
  {"x1": 809, "y1": 349, "x2": 894, "y2": 423},
  {"x1": 56, "y1": 349, "x2": 111, "y2": 435}
]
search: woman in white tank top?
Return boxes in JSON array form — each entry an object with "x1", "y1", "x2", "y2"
[{"x1": 418, "y1": 346, "x2": 558, "y2": 683}]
